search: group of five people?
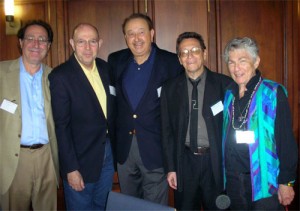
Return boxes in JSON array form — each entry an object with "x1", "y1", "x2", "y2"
[{"x1": 0, "y1": 13, "x2": 298, "y2": 211}]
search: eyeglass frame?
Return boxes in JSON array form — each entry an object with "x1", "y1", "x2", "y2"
[
  {"x1": 178, "y1": 47, "x2": 203, "y2": 58},
  {"x1": 23, "y1": 36, "x2": 50, "y2": 46},
  {"x1": 74, "y1": 39, "x2": 99, "y2": 47},
  {"x1": 125, "y1": 29, "x2": 148, "y2": 39}
]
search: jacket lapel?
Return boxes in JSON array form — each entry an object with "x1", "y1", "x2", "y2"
[
  {"x1": 176, "y1": 73, "x2": 189, "y2": 117},
  {"x1": 176, "y1": 74, "x2": 189, "y2": 145},
  {"x1": 97, "y1": 61, "x2": 111, "y2": 120},
  {"x1": 117, "y1": 52, "x2": 133, "y2": 110},
  {"x1": 42, "y1": 64, "x2": 52, "y2": 124},
  {"x1": 7, "y1": 59, "x2": 22, "y2": 118},
  {"x1": 134, "y1": 47, "x2": 163, "y2": 111},
  {"x1": 202, "y1": 69, "x2": 217, "y2": 118},
  {"x1": 70, "y1": 54, "x2": 105, "y2": 118}
]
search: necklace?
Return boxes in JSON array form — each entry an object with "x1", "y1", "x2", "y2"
[
  {"x1": 231, "y1": 77, "x2": 261, "y2": 130},
  {"x1": 237, "y1": 99, "x2": 248, "y2": 122}
]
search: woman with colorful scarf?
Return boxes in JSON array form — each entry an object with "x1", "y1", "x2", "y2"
[{"x1": 222, "y1": 37, "x2": 298, "y2": 210}]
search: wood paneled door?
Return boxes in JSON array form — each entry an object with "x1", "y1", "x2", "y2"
[{"x1": 0, "y1": 0, "x2": 298, "y2": 210}]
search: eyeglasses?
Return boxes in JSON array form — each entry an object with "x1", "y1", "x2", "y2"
[
  {"x1": 75, "y1": 39, "x2": 99, "y2": 47},
  {"x1": 125, "y1": 30, "x2": 147, "y2": 39},
  {"x1": 179, "y1": 47, "x2": 202, "y2": 58},
  {"x1": 23, "y1": 36, "x2": 49, "y2": 46}
]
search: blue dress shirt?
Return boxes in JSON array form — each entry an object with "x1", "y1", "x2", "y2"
[
  {"x1": 123, "y1": 45, "x2": 156, "y2": 111},
  {"x1": 19, "y1": 57, "x2": 49, "y2": 145}
]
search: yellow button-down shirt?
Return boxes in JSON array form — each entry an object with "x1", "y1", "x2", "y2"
[{"x1": 76, "y1": 57, "x2": 107, "y2": 118}]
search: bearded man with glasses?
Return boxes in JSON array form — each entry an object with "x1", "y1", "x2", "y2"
[{"x1": 161, "y1": 32, "x2": 232, "y2": 210}]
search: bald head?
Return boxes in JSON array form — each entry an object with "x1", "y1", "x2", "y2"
[
  {"x1": 70, "y1": 23, "x2": 102, "y2": 70},
  {"x1": 72, "y1": 23, "x2": 99, "y2": 40}
]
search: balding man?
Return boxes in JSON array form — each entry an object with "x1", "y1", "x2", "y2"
[{"x1": 49, "y1": 23, "x2": 116, "y2": 210}]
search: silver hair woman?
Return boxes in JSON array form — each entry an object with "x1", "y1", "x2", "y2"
[
  {"x1": 221, "y1": 37, "x2": 298, "y2": 210},
  {"x1": 223, "y1": 37, "x2": 259, "y2": 64}
]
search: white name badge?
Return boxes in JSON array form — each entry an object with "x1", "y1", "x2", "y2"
[
  {"x1": 0, "y1": 99, "x2": 18, "y2": 114},
  {"x1": 236, "y1": 130, "x2": 255, "y2": 144},
  {"x1": 109, "y1": 85, "x2": 116, "y2": 96},
  {"x1": 211, "y1": 101, "x2": 223, "y2": 116},
  {"x1": 157, "y1": 86, "x2": 162, "y2": 98}
]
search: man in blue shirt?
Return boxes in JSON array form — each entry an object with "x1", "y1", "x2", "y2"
[
  {"x1": 108, "y1": 13, "x2": 183, "y2": 205},
  {"x1": 0, "y1": 20, "x2": 59, "y2": 210}
]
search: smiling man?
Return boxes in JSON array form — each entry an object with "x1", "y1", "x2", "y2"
[
  {"x1": 161, "y1": 32, "x2": 232, "y2": 210},
  {"x1": 49, "y1": 23, "x2": 116, "y2": 210},
  {"x1": 0, "y1": 20, "x2": 59, "y2": 210},
  {"x1": 108, "y1": 13, "x2": 183, "y2": 205}
]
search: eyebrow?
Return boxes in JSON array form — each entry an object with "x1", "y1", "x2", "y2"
[{"x1": 127, "y1": 28, "x2": 146, "y2": 32}]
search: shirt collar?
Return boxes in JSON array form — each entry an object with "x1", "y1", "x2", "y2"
[
  {"x1": 186, "y1": 67, "x2": 207, "y2": 83},
  {"x1": 131, "y1": 43, "x2": 157, "y2": 65},
  {"x1": 231, "y1": 69, "x2": 261, "y2": 96},
  {"x1": 19, "y1": 56, "x2": 43, "y2": 77},
  {"x1": 74, "y1": 54, "x2": 96, "y2": 73}
]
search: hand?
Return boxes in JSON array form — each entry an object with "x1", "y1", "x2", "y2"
[
  {"x1": 278, "y1": 184, "x2": 295, "y2": 206},
  {"x1": 167, "y1": 172, "x2": 177, "y2": 190},
  {"x1": 67, "y1": 170, "x2": 85, "y2": 191}
]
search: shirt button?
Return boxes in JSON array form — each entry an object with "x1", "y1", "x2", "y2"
[
  {"x1": 15, "y1": 153, "x2": 18, "y2": 157},
  {"x1": 133, "y1": 114, "x2": 137, "y2": 119}
]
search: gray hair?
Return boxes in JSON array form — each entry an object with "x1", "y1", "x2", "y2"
[{"x1": 223, "y1": 37, "x2": 259, "y2": 63}]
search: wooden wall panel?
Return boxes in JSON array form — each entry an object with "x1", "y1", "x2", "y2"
[
  {"x1": 217, "y1": 1, "x2": 285, "y2": 81},
  {"x1": 153, "y1": 0, "x2": 208, "y2": 62},
  {"x1": 66, "y1": 0, "x2": 135, "y2": 61},
  {"x1": 48, "y1": 0, "x2": 68, "y2": 67},
  {"x1": 285, "y1": 0, "x2": 299, "y2": 139}
]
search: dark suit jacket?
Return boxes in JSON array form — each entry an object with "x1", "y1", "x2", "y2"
[
  {"x1": 161, "y1": 68, "x2": 232, "y2": 192},
  {"x1": 49, "y1": 53, "x2": 116, "y2": 183},
  {"x1": 107, "y1": 44, "x2": 183, "y2": 170}
]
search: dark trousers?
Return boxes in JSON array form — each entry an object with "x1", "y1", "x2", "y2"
[
  {"x1": 226, "y1": 171, "x2": 285, "y2": 210},
  {"x1": 175, "y1": 147, "x2": 218, "y2": 210},
  {"x1": 117, "y1": 135, "x2": 169, "y2": 205}
]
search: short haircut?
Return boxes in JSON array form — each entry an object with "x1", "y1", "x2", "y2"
[
  {"x1": 176, "y1": 32, "x2": 206, "y2": 55},
  {"x1": 224, "y1": 37, "x2": 259, "y2": 63},
  {"x1": 72, "y1": 23, "x2": 99, "y2": 39},
  {"x1": 122, "y1": 13, "x2": 153, "y2": 34},
  {"x1": 17, "y1": 20, "x2": 53, "y2": 43}
]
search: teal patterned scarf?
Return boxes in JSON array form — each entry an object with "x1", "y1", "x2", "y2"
[{"x1": 222, "y1": 79, "x2": 287, "y2": 201}]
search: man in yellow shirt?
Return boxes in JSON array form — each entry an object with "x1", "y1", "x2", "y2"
[{"x1": 49, "y1": 23, "x2": 116, "y2": 210}]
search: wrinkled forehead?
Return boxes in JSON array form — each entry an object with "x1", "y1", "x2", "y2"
[
  {"x1": 73, "y1": 25, "x2": 99, "y2": 39},
  {"x1": 24, "y1": 25, "x2": 48, "y2": 37}
]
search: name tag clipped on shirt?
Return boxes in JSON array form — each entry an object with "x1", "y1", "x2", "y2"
[
  {"x1": 109, "y1": 85, "x2": 116, "y2": 96},
  {"x1": 157, "y1": 86, "x2": 162, "y2": 98},
  {"x1": 236, "y1": 130, "x2": 255, "y2": 144},
  {"x1": 0, "y1": 99, "x2": 18, "y2": 114}
]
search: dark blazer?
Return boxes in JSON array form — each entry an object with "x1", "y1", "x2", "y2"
[
  {"x1": 161, "y1": 68, "x2": 232, "y2": 192},
  {"x1": 107, "y1": 44, "x2": 183, "y2": 170},
  {"x1": 49, "y1": 53, "x2": 116, "y2": 183}
]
